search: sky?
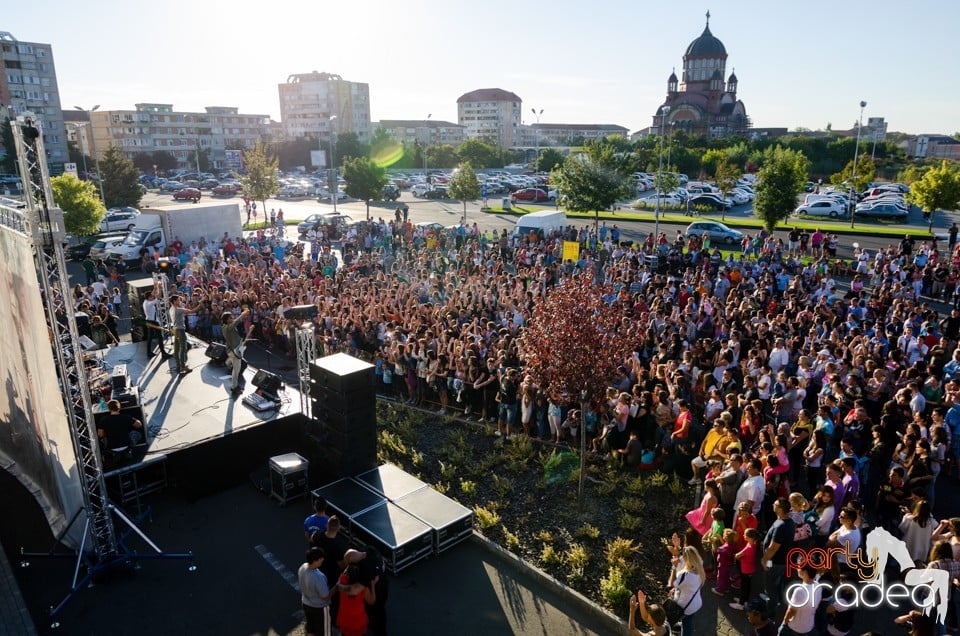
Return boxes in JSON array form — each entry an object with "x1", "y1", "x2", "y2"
[{"x1": 4, "y1": 0, "x2": 958, "y2": 136}]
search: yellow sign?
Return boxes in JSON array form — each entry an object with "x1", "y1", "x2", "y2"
[{"x1": 562, "y1": 241, "x2": 580, "y2": 263}]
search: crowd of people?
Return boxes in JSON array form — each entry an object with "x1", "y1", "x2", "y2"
[{"x1": 72, "y1": 210, "x2": 960, "y2": 634}]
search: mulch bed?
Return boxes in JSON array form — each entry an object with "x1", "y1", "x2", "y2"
[{"x1": 375, "y1": 400, "x2": 693, "y2": 614}]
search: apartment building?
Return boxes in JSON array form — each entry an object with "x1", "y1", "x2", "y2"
[
  {"x1": 519, "y1": 123, "x2": 630, "y2": 147},
  {"x1": 457, "y1": 88, "x2": 522, "y2": 149},
  {"x1": 279, "y1": 72, "x2": 371, "y2": 143},
  {"x1": 374, "y1": 119, "x2": 465, "y2": 147},
  {"x1": 0, "y1": 31, "x2": 68, "y2": 172},
  {"x1": 84, "y1": 104, "x2": 270, "y2": 171}
]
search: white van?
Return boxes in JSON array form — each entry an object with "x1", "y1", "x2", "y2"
[{"x1": 511, "y1": 210, "x2": 566, "y2": 239}]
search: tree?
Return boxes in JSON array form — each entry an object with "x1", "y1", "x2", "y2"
[
  {"x1": 51, "y1": 174, "x2": 105, "y2": 235},
  {"x1": 907, "y1": 161, "x2": 960, "y2": 231},
  {"x1": 517, "y1": 271, "x2": 643, "y2": 512},
  {"x1": 342, "y1": 156, "x2": 388, "y2": 220},
  {"x1": 150, "y1": 150, "x2": 178, "y2": 174},
  {"x1": 552, "y1": 156, "x2": 625, "y2": 230},
  {"x1": 426, "y1": 144, "x2": 459, "y2": 169},
  {"x1": 240, "y1": 142, "x2": 280, "y2": 215},
  {"x1": 447, "y1": 162, "x2": 481, "y2": 223},
  {"x1": 536, "y1": 148, "x2": 565, "y2": 173},
  {"x1": 714, "y1": 158, "x2": 741, "y2": 221},
  {"x1": 829, "y1": 155, "x2": 876, "y2": 193},
  {"x1": 753, "y1": 146, "x2": 809, "y2": 233},
  {"x1": 67, "y1": 141, "x2": 94, "y2": 176},
  {"x1": 457, "y1": 139, "x2": 501, "y2": 169},
  {"x1": 99, "y1": 145, "x2": 143, "y2": 209},
  {"x1": 334, "y1": 132, "x2": 367, "y2": 165}
]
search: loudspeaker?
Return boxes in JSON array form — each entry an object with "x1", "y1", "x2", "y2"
[
  {"x1": 205, "y1": 342, "x2": 228, "y2": 364},
  {"x1": 251, "y1": 369, "x2": 283, "y2": 394},
  {"x1": 284, "y1": 304, "x2": 318, "y2": 321},
  {"x1": 309, "y1": 384, "x2": 375, "y2": 414},
  {"x1": 309, "y1": 353, "x2": 375, "y2": 393},
  {"x1": 110, "y1": 364, "x2": 129, "y2": 392},
  {"x1": 310, "y1": 405, "x2": 377, "y2": 434}
]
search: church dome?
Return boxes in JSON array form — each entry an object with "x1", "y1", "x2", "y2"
[{"x1": 685, "y1": 24, "x2": 726, "y2": 57}]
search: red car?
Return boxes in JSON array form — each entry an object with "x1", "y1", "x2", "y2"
[
  {"x1": 212, "y1": 183, "x2": 238, "y2": 196},
  {"x1": 511, "y1": 188, "x2": 552, "y2": 203},
  {"x1": 173, "y1": 187, "x2": 202, "y2": 202}
]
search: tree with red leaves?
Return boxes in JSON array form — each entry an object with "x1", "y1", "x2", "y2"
[{"x1": 518, "y1": 270, "x2": 642, "y2": 404}]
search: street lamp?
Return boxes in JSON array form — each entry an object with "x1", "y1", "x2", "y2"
[
  {"x1": 654, "y1": 105, "x2": 670, "y2": 244},
  {"x1": 531, "y1": 108, "x2": 543, "y2": 167},
  {"x1": 328, "y1": 115, "x2": 338, "y2": 213},
  {"x1": 849, "y1": 100, "x2": 866, "y2": 228},
  {"x1": 73, "y1": 105, "x2": 105, "y2": 203},
  {"x1": 423, "y1": 113, "x2": 431, "y2": 178}
]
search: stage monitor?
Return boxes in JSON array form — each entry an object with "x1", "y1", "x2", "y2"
[
  {"x1": 284, "y1": 304, "x2": 318, "y2": 321},
  {"x1": 204, "y1": 342, "x2": 227, "y2": 364},
  {"x1": 251, "y1": 370, "x2": 282, "y2": 394}
]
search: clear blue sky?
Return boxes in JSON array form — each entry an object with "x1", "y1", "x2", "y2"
[{"x1": 4, "y1": 0, "x2": 957, "y2": 135}]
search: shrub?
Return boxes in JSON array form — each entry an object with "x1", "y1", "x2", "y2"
[
  {"x1": 503, "y1": 527, "x2": 521, "y2": 552},
  {"x1": 619, "y1": 513, "x2": 643, "y2": 531},
  {"x1": 625, "y1": 475, "x2": 647, "y2": 497},
  {"x1": 541, "y1": 545, "x2": 563, "y2": 567},
  {"x1": 460, "y1": 479, "x2": 477, "y2": 496},
  {"x1": 474, "y1": 504, "x2": 500, "y2": 530},
  {"x1": 649, "y1": 471, "x2": 669, "y2": 487},
  {"x1": 574, "y1": 523, "x2": 601, "y2": 540},
  {"x1": 566, "y1": 543, "x2": 589, "y2": 581},
  {"x1": 597, "y1": 480, "x2": 617, "y2": 497},
  {"x1": 669, "y1": 475, "x2": 684, "y2": 497},
  {"x1": 536, "y1": 530, "x2": 554, "y2": 544},
  {"x1": 605, "y1": 537, "x2": 638, "y2": 568},
  {"x1": 434, "y1": 481, "x2": 450, "y2": 494},
  {"x1": 439, "y1": 460, "x2": 457, "y2": 483},
  {"x1": 599, "y1": 566, "x2": 632, "y2": 609},
  {"x1": 492, "y1": 473, "x2": 513, "y2": 498},
  {"x1": 618, "y1": 497, "x2": 645, "y2": 515}
]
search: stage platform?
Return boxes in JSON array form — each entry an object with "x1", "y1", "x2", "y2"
[{"x1": 96, "y1": 338, "x2": 308, "y2": 499}]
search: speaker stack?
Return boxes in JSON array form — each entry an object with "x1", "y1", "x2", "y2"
[{"x1": 307, "y1": 353, "x2": 377, "y2": 479}]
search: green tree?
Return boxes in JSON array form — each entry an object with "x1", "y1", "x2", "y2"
[
  {"x1": 342, "y1": 156, "x2": 388, "y2": 220},
  {"x1": 99, "y1": 145, "x2": 143, "y2": 208},
  {"x1": 51, "y1": 173, "x2": 105, "y2": 235},
  {"x1": 653, "y1": 166, "x2": 680, "y2": 204},
  {"x1": 457, "y1": 139, "x2": 501, "y2": 169},
  {"x1": 897, "y1": 164, "x2": 931, "y2": 185},
  {"x1": 714, "y1": 158, "x2": 742, "y2": 221},
  {"x1": 753, "y1": 146, "x2": 809, "y2": 233},
  {"x1": 536, "y1": 148, "x2": 565, "y2": 173},
  {"x1": 0, "y1": 118, "x2": 15, "y2": 175},
  {"x1": 829, "y1": 155, "x2": 876, "y2": 193},
  {"x1": 334, "y1": 132, "x2": 367, "y2": 164},
  {"x1": 150, "y1": 150, "x2": 179, "y2": 174},
  {"x1": 552, "y1": 156, "x2": 625, "y2": 230},
  {"x1": 447, "y1": 162, "x2": 481, "y2": 223},
  {"x1": 240, "y1": 142, "x2": 280, "y2": 215},
  {"x1": 131, "y1": 152, "x2": 155, "y2": 173},
  {"x1": 700, "y1": 148, "x2": 727, "y2": 176},
  {"x1": 907, "y1": 161, "x2": 960, "y2": 231},
  {"x1": 426, "y1": 144, "x2": 459, "y2": 169},
  {"x1": 67, "y1": 141, "x2": 93, "y2": 176}
]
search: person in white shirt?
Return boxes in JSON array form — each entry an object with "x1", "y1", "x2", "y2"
[
  {"x1": 735, "y1": 458, "x2": 766, "y2": 516},
  {"x1": 781, "y1": 564, "x2": 821, "y2": 635},
  {"x1": 670, "y1": 546, "x2": 705, "y2": 635},
  {"x1": 769, "y1": 339, "x2": 790, "y2": 375}
]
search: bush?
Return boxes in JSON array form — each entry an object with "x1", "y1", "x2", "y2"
[
  {"x1": 605, "y1": 537, "x2": 639, "y2": 568},
  {"x1": 566, "y1": 544, "x2": 589, "y2": 581},
  {"x1": 574, "y1": 523, "x2": 601, "y2": 540},
  {"x1": 503, "y1": 527, "x2": 521, "y2": 552},
  {"x1": 599, "y1": 566, "x2": 632, "y2": 609},
  {"x1": 460, "y1": 479, "x2": 476, "y2": 496},
  {"x1": 541, "y1": 545, "x2": 563, "y2": 567},
  {"x1": 474, "y1": 504, "x2": 501, "y2": 530}
]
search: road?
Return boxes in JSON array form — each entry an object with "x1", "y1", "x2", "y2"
[{"x1": 140, "y1": 189, "x2": 955, "y2": 261}]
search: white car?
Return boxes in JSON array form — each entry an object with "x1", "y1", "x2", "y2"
[
  {"x1": 88, "y1": 234, "x2": 128, "y2": 261},
  {"x1": 643, "y1": 194, "x2": 684, "y2": 206},
  {"x1": 732, "y1": 187, "x2": 754, "y2": 201},
  {"x1": 411, "y1": 183, "x2": 433, "y2": 198},
  {"x1": 729, "y1": 190, "x2": 751, "y2": 205},
  {"x1": 99, "y1": 208, "x2": 140, "y2": 232},
  {"x1": 795, "y1": 200, "x2": 847, "y2": 218}
]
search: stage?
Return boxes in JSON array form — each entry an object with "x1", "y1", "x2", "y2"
[{"x1": 97, "y1": 338, "x2": 308, "y2": 500}]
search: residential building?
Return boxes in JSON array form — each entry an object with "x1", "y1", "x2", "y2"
[
  {"x1": 0, "y1": 31, "x2": 68, "y2": 172},
  {"x1": 278, "y1": 72, "x2": 371, "y2": 143},
  {"x1": 519, "y1": 123, "x2": 629, "y2": 147},
  {"x1": 457, "y1": 88, "x2": 522, "y2": 149},
  {"x1": 651, "y1": 12, "x2": 749, "y2": 138},
  {"x1": 374, "y1": 119, "x2": 465, "y2": 147},
  {"x1": 86, "y1": 104, "x2": 270, "y2": 171}
]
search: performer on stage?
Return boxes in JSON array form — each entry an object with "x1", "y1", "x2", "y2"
[
  {"x1": 223, "y1": 307, "x2": 250, "y2": 397},
  {"x1": 142, "y1": 282, "x2": 170, "y2": 359},
  {"x1": 169, "y1": 294, "x2": 204, "y2": 375}
]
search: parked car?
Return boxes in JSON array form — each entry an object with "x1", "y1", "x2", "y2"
[
  {"x1": 795, "y1": 200, "x2": 847, "y2": 218},
  {"x1": 411, "y1": 183, "x2": 433, "y2": 198},
  {"x1": 160, "y1": 180, "x2": 185, "y2": 192},
  {"x1": 200, "y1": 178, "x2": 220, "y2": 189},
  {"x1": 88, "y1": 233, "x2": 130, "y2": 261},
  {"x1": 423, "y1": 186, "x2": 449, "y2": 200},
  {"x1": 511, "y1": 188, "x2": 551, "y2": 203},
  {"x1": 172, "y1": 187, "x2": 202, "y2": 202},
  {"x1": 64, "y1": 234, "x2": 99, "y2": 261},
  {"x1": 279, "y1": 184, "x2": 309, "y2": 198},
  {"x1": 316, "y1": 188, "x2": 347, "y2": 202},
  {"x1": 688, "y1": 194, "x2": 732, "y2": 210},
  {"x1": 99, "y1": 208, "x2": 141, "y2": 232},
  {"x1": 854, "y1": 202, "x2": 909, "y2": 219},
  {"x1": 685, "y1": 221, "x2": 744, "y2": 245},
  {"x1": 212, "y1": 183, "x2": 239, "y2": 196},
  {"x1": 643, "y1": 194, "x2": 685, "y2": 207},
  {"x1": 382, "y1": 184, "x2": 400, "y2": 201}
]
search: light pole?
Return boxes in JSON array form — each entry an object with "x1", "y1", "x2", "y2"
[
  {"x1": 654, "y1": 105, "x2": 670, "y2": 244},
  {"x1": 531, "y1": 108, "x2": 543, "y2": 167},
  {"x1": 849, "y1": 100, "x2": 866, "y2": 228},
  {"x1": 74, "y1": 105, "x2": 105, "y2": 203},
  {"x1": 194, "y1": 136, "x2": 201, "y2": 177},
  {"x1": 328, "y1": 115, "x2": 337, "y2": 213},
  {"x1": 423, "y1": 113, "x2": 431, "y2": 179}
]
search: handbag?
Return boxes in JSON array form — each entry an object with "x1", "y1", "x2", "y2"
[{"x1": 663, "y1": 572, "x2": 703, "y2": 625}]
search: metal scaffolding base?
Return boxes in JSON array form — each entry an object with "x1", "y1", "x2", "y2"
[{"x1": 20, "y1": 504, "x2": 195, "y2": 628}]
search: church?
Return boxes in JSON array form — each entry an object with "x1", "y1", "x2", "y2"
[{"x1": 652, "y1": 12, "x2": 750, "y2": 138}]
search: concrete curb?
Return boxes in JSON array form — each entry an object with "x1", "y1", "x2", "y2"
[{"x1": 469, "y1": 530, "x2": 629, "y2": 634}]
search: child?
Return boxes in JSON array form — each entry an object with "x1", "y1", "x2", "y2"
[
  {"x1": 712, "y1": 529, "x2": 737, "y2": 596},
  {"x1": 729, "y1": 527, "x2": 759, "y2": 610},
  {"x1": 628, "y1": 589, "x2": 669, "y2": 636},
  {"x1": 702, "y1": 507, "x2": 726, "y2": 577}
]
